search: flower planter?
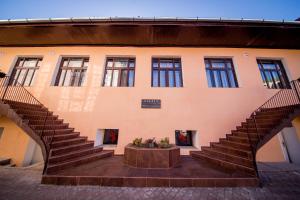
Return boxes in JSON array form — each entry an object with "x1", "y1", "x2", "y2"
[{"x1": 124, "y1": 144, "x2": 180, "y2": 168}]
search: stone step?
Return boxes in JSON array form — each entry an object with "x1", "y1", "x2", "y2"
[
  {"x1": 21, "y1": 114, "x2": 58, "y2": 121},
  {"x1": 190, "y1": 151, "x2": 256, "y2": 176},
  {"x1": 48, "y1": 146, "x2": 103, "y2": 164},
  {"x1": 211, "y1": 143, "x2": 253, "y2": 159},
  {"x1": 51, "y1": 141, "x2": 95, "y2": 156},
  {"x1": 241, "y1": 122, "x2": 274, "y2": 129},
  {"x1": 52, "y1": 132, "x2": 80, "y2": 142},
  {"x1": 201, "y1": 147, "x2": 253, "y2": 168},
  {"x1": 219, "y1": 139, "x2": 252, "y2": 151},
  {"x1": 15, "y1": 109, "x2": 51, "y2": 116},
  {"x1": 236, "y1": 126, "x2": 269, "y2": 133},
  {"x1": 231, "y1": 130, "x2": 264, "y2": 139},
  {"x1": 4, "y1": 100, "x2": 44, "y2": 110},
  {"x1": 46, "y1": 150, "x2": 114, "y2": 174}
]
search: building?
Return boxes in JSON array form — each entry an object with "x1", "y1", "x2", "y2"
[{"x1": 0, "y1": 17, "x2": 300, "y2": 187}]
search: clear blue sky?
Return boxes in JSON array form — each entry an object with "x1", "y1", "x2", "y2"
[{"x1": 0, "y1": 0, "x2": 299, "y2": 21}]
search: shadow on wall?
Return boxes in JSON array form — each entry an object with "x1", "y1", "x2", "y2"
[{"x1": 0, "y1": 116, "x2": 43, "y2": 167}]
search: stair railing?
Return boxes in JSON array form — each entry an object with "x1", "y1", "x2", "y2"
[
  {"x1": 246, "y1": 79, "x2": 300, "y2": 179},
  {"x1": 0, "y1": 76, "x2": 56, "y2": 174}
]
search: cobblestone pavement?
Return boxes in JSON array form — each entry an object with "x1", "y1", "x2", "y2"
[{"x1": 0, "y1": 163, "x2": 300, "y2": 200}]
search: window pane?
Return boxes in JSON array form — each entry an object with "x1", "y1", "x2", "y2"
[
  {"x1": 226, "y1": 61, "x2": 232, "y2": 69},
  {"x1": 69, "y1": 59, "x2": 82, "y2": 68},
  {"x1": 168, "y1": 71, "x2": 174, "y2": 87},
  {"x1": 175, "y1": 71, "x2": 182, "y2": 87},
  {"x1": 213, "y1": 71, "x2": 222, "y2": 87},
  {"x1": 174, "y1": 61, "x2": 181, "y2": 68},
  {"x1": 63, "y1": 70, "x2": 72, "y2": 86},
  {"x1": 23, "y1": 59, "x2": 37, "y2": 68},
  {"x1": 72, "y1": 70, "x2": 81, "y2": 86},
  {"x1": 153, "y1": 59, "x2": 159, "y2": 68},
  {"x1": 129, "y1": 60, "x2": 135, "y2": 68},
  {"x1": 271, "y1": 71, "x2": 281, "y2": 89},
  {"x1": 278, "y1": 71, "x2": 288, "y2": 89},
  {"x1": 220, "y1": 71, "x2": 229, "y2": 88},
  {"x1": 120, "y1": 70, "x2": 128, "y2": 86},
  {"x1": 160, "y1": 71, "x2": 166, "y2": 87},
  {"x1": 83, "y1": 61, "x2": 89, "y2": 68},
  {"x1": 264, "y1": 71, "x2": 274, "y2": 88},
  {"x1": 104, "y1": 70, "x2": 112, "y2": 86},
  {"x1": 63, "y1": 60, "x2": 69, "y2": 67},
  {"x1": 112, "y1": 70, "x2": 119, "y2": 86},
  {"x1": 107, "y1": 60, "x2": 113, "y2": 68},
  {"x1": 152, "y1": 70, "x2": 158, "y2": 87},
  {"x1": 262, "y1": 63, "x2": 276, "y2": 70},
  {"x1": 128, "y1": 70, "x2": 134, "y2": 87},
  {"x1": 160, "y1": 60, "x2": 173, "y2": 69},
  {"x1": 212, "y1": 61, "x2": 225, "y2": 69},
  {"x1": 17, "y1": 70, "x2": 26, "y2": 84},
  {"x1": 259, "y1": 70, "x2": 267, "y2": 87},
  {"x1": 206, "y1": 69, "x2": 213, "y2": 87},
  {"x1": 114, "y1": 60, "x2": 128, "y2": 68},
  {"x1": 58, "y1": 70, "x2": 66, "y2": 86},
  {"x1": 23, "y1": 69, "x2": 34, "y2": 86},
  {"x1": 79, "y1": 70, "x2": 86, "y2": 86},
  {"x1": 228, "y1": 70, "x2": 237, "y2": 88}
]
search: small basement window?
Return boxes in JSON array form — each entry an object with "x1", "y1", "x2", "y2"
[
  {"x1": 95, "y1": 129, "x2": 119, "y2": 146},
  {"x1": 175, "y1": 130, "x2": 194, "y2": 146}
]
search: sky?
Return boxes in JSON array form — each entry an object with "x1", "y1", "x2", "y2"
[{"x1": 0, "y1": 0, "x2": 299, "y2": 21}]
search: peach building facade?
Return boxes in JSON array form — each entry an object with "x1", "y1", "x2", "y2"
[{"x1": 1, "y1": 46, "x2": 300, "y2": 162}]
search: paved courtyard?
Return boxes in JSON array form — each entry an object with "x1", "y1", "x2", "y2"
[{"x1": 0, "y1": 162, "x2": 300, "y2": 200}]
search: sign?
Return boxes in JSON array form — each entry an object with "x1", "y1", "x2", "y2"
[{"x1": 141, "y1": 99, "x2": 161, "y2": 109}]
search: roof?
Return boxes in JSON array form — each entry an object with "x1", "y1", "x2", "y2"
[{"x1": 0, "y1": 17, "x2": 300, "y2": 49}]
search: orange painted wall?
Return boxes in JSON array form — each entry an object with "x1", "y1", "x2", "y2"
[{"x1": 0, "y1": 47, "x2": 300, "y2": 156}]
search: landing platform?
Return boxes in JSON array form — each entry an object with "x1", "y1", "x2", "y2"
[{"x1": 42, "y1": 156, "x2": 259, "y2": 187}]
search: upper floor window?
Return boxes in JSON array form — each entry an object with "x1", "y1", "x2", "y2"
[
  {"x1": 257, "y1": 59, "x2": 290, "y2": 89},
  {"x1": 10, "y1": 57, "x2": 42, "y2": 86},
  {"x1": 152, "y1": 58, "x2": 183, "y2": 87},
  {"x1": 103, "y1": 57, "x2": 135, "y2": 87},
  {"x1": 205, "y1": 58, "x2": 238, "y2": 88},
  {"x1": 55, "y1": 57, "x2": 88, "y2": 87}
]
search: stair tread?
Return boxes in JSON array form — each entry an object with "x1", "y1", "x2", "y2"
[
  {"x1": 212, "y1": 143, "x2": 251, "y2": 154},
  {"x1": 191, "y1": 151, "x2": 255, "y2": 172},
  {"x1": 202, "y1": 147, "x2": 252, "y2": 161},
  {"x1": 51, "y1": 141, "x2": 94, "y2": 151},
  {"x1": 51, "y1": 137, "x2": 86, "y2": 144},
  {"x1": 47, "y1": 150, "x2": 113, "y2": 168},
  {"x1": 49, "y1": 146, "x2": 103, "y2": 160}
]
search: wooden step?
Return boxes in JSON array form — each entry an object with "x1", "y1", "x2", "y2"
[
  {"x1": 241, "y1": 122, "x2": 274, "y2": 129},
  {"x1": 50, "y1": 141, "x2": 94, "y2": 156},
  {"x1": 28, "y1": 119, "x2": 64, "y2": 125},
  {"x1": 201, "y1": 147, "x2": 253, "y2": 168},
  {"x1": 37, "y1": 128, "x2": 75, "y2": 136},
  {"x1": 226, "y1": 135, "x2": 252, "y2": 143},
  {"x1": 236, "y1": 126, "x2": 269, "y2": 133},
  {"x1": 211, "y1": 143, "x2": 253, "y2": 159},
  {"x1": 21, "y1": 114, "x2": 58, "y2": 121},
  {"x1": 15, "y1": 109, "x2": 51, "y2": 116},
  {"x1": 46, "y1": 150, "x2": 114, "y2": 174},
  {"x1": 48, "y1": 146, "x2": 103, "y2": 164},
  {"x1": 51, "y1": 137, "x2": 87, "y2": 148}
]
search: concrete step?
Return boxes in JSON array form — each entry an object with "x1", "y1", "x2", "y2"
[
  {"x1": 28, "y1": 119, "x2": 64, "y2": 126},
  {"x1": 52, "y1": 132, "x2": 80, "y2": 142},
  {"x1": 219, "y1": 139, "x2": 252, "y2": 151},
  {"x1": 37, "y1": 128, "x2": 75, "y2": 136},
  {"x1": 31, "y1": 123, "x2": 69, "y2": 130}
]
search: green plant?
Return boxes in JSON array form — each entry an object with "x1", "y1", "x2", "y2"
[
  {"x1": 144, "y1": 138, "x2": 157, "y2": 148},
  {"x1": 132, "y1": 138, "x2": 142, "y2": 147},
  {"x1": 158, "y1": 137, "x2": 171, "y2": 148}
]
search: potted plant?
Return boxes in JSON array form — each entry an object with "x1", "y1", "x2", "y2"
[
  {"x1": 158, "y1": 137, "x2": 171, "y2": 148},
  {"x1": 144, "y1": 138, "x2": 157, "y2": 148},
  {"x1": 132, "y1": 138, "x2": 143, "y2": 147}
]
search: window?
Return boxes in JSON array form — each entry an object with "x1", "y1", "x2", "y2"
[
  {"x1": 103, "y1": 129, "x2": 119, "y2": 145},
  {"x1": 175, "y1": 130, "x2": 193, "y2": 146},
  {"x1": 205, "y1": 58, "x2": 238, "y2": 88},
  {"x1": 257, "y1": 59, "x2": 290, "y2": 89},
  {"x1": 152, "y1": 58, "x2": 183, "y2": 87},
  {"x1": 103, "y1": 58, "x2": 135, "y2": 87},
  {"x1": 55, "y1": 57, "x2": 88, "y2": 86},
  {"x1": 10, "y1": 57, "x2": 42, "y2": 86}
]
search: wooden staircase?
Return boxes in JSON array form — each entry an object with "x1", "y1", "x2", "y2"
[
  {"x1": 0, "y1": 76, "x2": 114, "y2": 175},
  {"x1": 191, "y1": 84, "x2": 300, "y2": 177}
]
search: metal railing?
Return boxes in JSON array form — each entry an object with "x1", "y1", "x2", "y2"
[
  {"x1": 246, "y1": 79, "x2": 300, "y2": 178},
  {"x1": 0, "y1": 76, "x2": 56, "y2": 174}
]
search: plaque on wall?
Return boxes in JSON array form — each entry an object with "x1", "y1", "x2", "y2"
[{"x1": 141, "y1": 99, "x2": 161, "y2": 109}]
